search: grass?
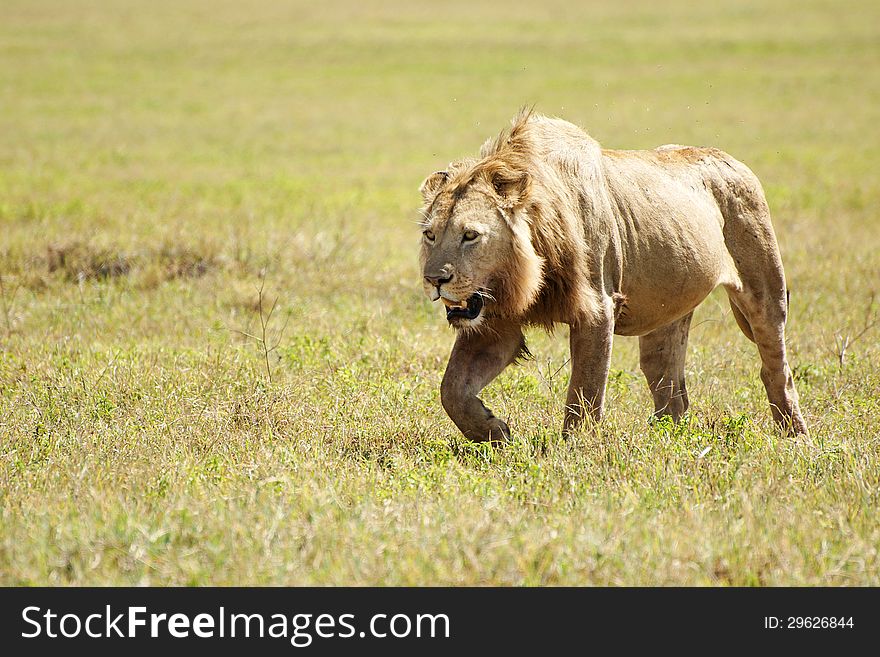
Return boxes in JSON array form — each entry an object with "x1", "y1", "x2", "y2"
[{"x1": 1, "y1": 0, "x2": 879, "y2": 585}]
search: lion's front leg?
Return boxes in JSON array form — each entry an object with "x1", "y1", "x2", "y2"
[
  {"x1": 563, "y1": 310, "x2": 614, "y2": 438},
  {"x1": 440, "y1": 322, "x2": 526, "y2": 443}
]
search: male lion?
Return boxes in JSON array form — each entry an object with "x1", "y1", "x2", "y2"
[{"x1": 418, "y1": 110, "x2": 807, "y2": 442}]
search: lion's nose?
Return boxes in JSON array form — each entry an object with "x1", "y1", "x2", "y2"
[{"x1": 424, "y1": 272, "x2": 453, "y2": 288}]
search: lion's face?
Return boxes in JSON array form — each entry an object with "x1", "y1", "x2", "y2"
[
  {"x1": 419, "y1": 187, "x2": 505, "y2": 329},
  {"x1": 418, "y1": 167, "x2": 543, "y2": 330}
]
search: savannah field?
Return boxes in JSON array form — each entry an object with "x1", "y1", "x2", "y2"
[{"x1": 1, "y1": 0, "x2": 879, "y2": 585}]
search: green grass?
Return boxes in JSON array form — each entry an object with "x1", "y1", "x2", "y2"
[{"x1": 1, "y1": 0, "x2": 879, "y2": 585}]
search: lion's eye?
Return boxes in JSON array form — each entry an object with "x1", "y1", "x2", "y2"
[
  {"x1": 423, "y1": 229, "x2": 435, "y2": 242},
  {"x1": 462, "y1": 230, "x2": 479, "y2": 242}
]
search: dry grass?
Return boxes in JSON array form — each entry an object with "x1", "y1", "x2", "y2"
[{"x1": 1, "y1": 0, "x2": 879, "y2": 585}]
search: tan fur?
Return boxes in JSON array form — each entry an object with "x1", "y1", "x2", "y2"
[{"x1": 419, "y1": 110, "x2": 807, "y2": 442}]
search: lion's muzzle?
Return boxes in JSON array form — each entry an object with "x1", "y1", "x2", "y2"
[{"x1": 442, "y1": 294, "x2": 484, "y2": 322}]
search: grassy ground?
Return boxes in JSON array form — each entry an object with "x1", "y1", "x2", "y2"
[{"x1": 1, "y1": 0, "x2": 878, "y2": 585}]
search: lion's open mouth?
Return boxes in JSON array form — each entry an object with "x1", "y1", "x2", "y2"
[{"x1": 442, "y1": 294, "x2": 484, "y2": 322}]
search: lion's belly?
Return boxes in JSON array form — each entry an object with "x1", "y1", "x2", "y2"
[
  {"x1": 613, "y1": 279, "x2": 717, "y2": 336},
  {"x1": 609, "y1": 177, "x2": 736, "y2": 337}
]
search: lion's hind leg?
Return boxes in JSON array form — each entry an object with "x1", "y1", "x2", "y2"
[
  {"x1": 710, "y1": 154, "x2": 808, "y2": 436},
  {"x1": 725, "y1": 283, "x2": 808, "y2": 436},
  {"x1": 728, "y1": 297, "x2": 755, "y2": 342},
  {"x1": 638, "y1": 312, "x2": 693, "y2": 422}
]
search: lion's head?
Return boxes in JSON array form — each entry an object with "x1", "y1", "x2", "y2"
[{"x1": 418, "y1": 116, "x2": 546, "y2": 330}]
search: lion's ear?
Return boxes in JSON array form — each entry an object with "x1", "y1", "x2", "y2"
[
  {"x1": 491, "y1": 168, "x2": 531, "y2": 209},
  {"x1": 419, "y1": 170, "x2": 448, "y2": 203}
]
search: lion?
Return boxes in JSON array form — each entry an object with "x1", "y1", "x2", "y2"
[{"x1": 418, "y1": 109, "x2": 808, "y2": 442}]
